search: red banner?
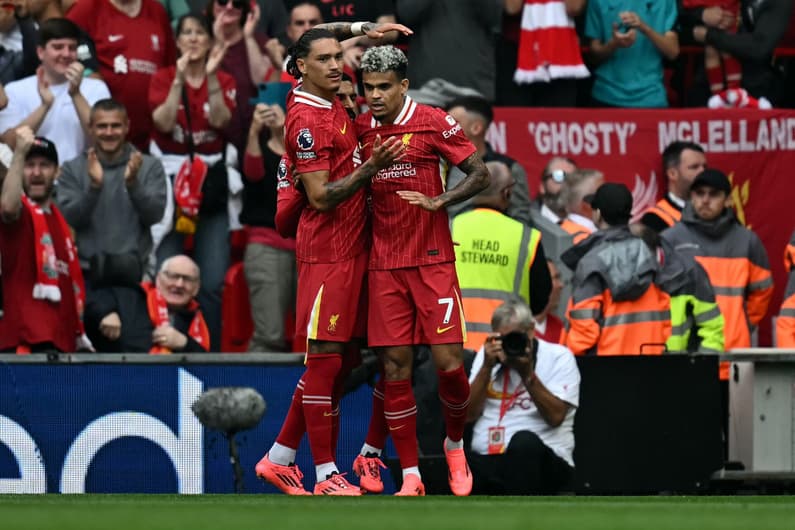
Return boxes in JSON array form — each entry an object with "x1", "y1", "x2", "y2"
[{"x1": 489, "y1": 107, "x2": 795, "y2": 345}]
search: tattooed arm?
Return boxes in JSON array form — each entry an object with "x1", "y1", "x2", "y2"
[
  {"x1": 396, "y1": 152, "x2": 491, "y2": 212},
  {"x1": 316, "y1": 21, "x2": 413, "y2": 42},
  {"x1": 299, "y1": 135, "x2": 405, "y2": 212}
]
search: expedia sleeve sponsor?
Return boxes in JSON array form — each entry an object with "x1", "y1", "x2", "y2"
[{"x1": 442, "y1": 123, "x2": 463, "y2": 139}]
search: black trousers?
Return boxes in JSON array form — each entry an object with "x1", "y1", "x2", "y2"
[{"x1": 467, "y1": 430, "x2": 574, "y2": 495}]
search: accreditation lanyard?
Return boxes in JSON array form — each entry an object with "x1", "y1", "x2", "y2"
[
  {"x1": 498, "y1": 368, "x2": 525, "y2": 425},
  {"x1": 488, "y1": 369, "x2": 525, "y2": 455}
]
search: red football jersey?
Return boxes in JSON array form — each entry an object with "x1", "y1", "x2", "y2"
[
  {"x1": 148, "y1": 66, "x2": 237, "y2": 155},
  {"x1": 275, "y1": 154, "x2": 307, "y2": 239},
  {"x1": 286, "y1": 88, "x2": 366, "y2": 263},
  {"x1": 67, "y1": 0, "x2": 176, "y2": 150},
  {"x1": 356, "y1": 96, "x2": 476, "y2": 269}
]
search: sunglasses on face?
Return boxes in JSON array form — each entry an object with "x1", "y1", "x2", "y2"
[
  {"x1": 216, "y1": 0, "x2": 246, "y2": 9},
  {"x1": 543, "y1": 169, "x2": 566, "y2": 183}
]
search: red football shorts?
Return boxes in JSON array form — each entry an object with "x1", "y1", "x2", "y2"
[
  {"x1": 368, "y1": 263, "x2": 466, "y2": 347},
  {"x1": 296, "y1": 252, "x2": 368, "y2": 344}
]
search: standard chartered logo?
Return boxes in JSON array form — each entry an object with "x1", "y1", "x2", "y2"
[
  {"x1": 0, "y1": 368, "x2": 203, "y2": 494},
  {"x1": 374, "y1": 162, "x2": 417, "y2": 181}
]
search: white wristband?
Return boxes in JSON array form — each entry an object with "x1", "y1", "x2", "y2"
[
  {"x1": 351, "y1": 21, "x2": 366, "y2": 36},
  {"x1": 0, "y1": 142, "x2": 12, "y2": 169}
]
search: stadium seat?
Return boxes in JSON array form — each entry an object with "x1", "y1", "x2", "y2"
[
  {"x1": 221, "y1": 262, "x2": 253, "y2": 353},
  {"x1": 221, "y1": 260, "x2": 302, "y2": 353}
]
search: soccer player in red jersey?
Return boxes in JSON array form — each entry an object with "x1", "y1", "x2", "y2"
[
  {"x1": 255, "y1": 23, "x2": 410, "y2": 496},
  {"x1": 351, "y1": 45, "x2": 491, "y2": 496}
]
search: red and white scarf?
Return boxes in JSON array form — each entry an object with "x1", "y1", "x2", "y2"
[
  {"x1": 514, "y1": 0, "x2": 589, "y2": 84},
  {"x1": 22, "y1": 195, "x2": 91, "y2": 350},
  {"x1": 173, "y1": 156, "x2": 208, "y2": 234},
  {"x1": 143, "y1": 282, "x2": 210, "y2": 354}
]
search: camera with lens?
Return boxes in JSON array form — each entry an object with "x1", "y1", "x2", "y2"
[{"x1": 497, "y1": 331, "x2": 529, "y2": 358}]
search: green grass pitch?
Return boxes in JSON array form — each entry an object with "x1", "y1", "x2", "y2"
[{"x1": 2, "y1": 495, "x2": 795, "y2": 530}]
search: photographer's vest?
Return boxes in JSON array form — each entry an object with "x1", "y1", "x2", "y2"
[{"x1": 452, "y1": 208, "x2": 542, "y2": 350}]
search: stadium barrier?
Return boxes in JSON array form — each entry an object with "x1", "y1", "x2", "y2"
[
  {"x1": 723, "y1": 349, "x2": 795, "y2": 477},
  {"x1": 1, "y1": 353, "x2": 724, "y2": 494}
]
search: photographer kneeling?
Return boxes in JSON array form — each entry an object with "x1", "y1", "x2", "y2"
[{"x1": 466, "y1": 299, "x2": 580, "y2": 495}]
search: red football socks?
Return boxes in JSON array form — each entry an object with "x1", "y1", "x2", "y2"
[
  {"x1": 364, "y1": 376, "x2": 388, "y2": 450},
  {"x1": 437, "y1": 365, "x2": 470, "y2": 443},
  {"x1": 302, "y1": 353, "x2": 342, "y2": 465},
  {"x1": 275, "y1": 376, "x2": 306, "y2": 450},
  {"x1": 384, "y1": 379, "x2": 418, "y2": 468}
]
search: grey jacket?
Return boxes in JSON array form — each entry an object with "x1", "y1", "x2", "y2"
[
  {"x1": 562, "y1": 226, "x2": 659, "y2": 304},
  {"x1": 56, "y1": 144, "x2": 167, "y2": 271}
]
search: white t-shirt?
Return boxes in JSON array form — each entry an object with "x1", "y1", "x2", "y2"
[
  {"x1": 0, "y1": 75, "x2": 111, "y2": 164},
  {"x1": 469, "y1": 338, "x2": 581, "y2": 466},
  {"x1": 0, "y1": 26, "x2": 22, "y2": 52}
]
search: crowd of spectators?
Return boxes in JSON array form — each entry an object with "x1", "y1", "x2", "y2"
[
  {"x1": 0, "y1": 1, "x2": 791, "y2": 352},
  {"x1": 0, "y1": 0, "x2": 793, "y2": 496}
]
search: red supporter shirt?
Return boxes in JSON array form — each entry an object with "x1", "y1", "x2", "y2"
[
  {"x1": 67, "y1": 0, "x2": 176, "y2": 150},
  {"x1": 356, "y1": 96, "x2": 476, "y2": 270},
  {"x1": 286, "y1": 88, "x2": 366, "y2": 263},
  {"x1": 148, "y1": 66, "x2": 237, "y2": 155},
  {"x1": 0, "y1": 207, "x2": 80, "y2": 352}
]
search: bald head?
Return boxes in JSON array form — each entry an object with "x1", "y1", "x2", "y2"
[
  {"x1": 160, "y1": 255, "x2": 199, "y2": 278},
  {"x1": 157, "y1": 255, "x2": 201, "y2": 309},
  {"x1": 472, "y1": 161, "x2": 513, "y2": 211}
]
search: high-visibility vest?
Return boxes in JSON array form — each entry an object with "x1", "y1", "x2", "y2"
[
  {"x1": 565, "y1": 283, "x2": 672, "y2": 356},
  {"x1": 559, "y1": 218, "x2": 591, "y2": 245},
  {"x1": 777, "y1": 292, "x2": 795, "y2": 347},
  {"x1": 778, "y1": 231, "x2": 795, "y2": 347},
  {"x1": 644, "y1": 198, "x2": 682, "y2": 228},
  {"x1": 452, "y1": 208, "x2": 542, "y2": 351},
  {"x1": 667, "y1": 293, "x2": 724, "y2": 353},
  {"x1": 663, "y1": 211, "x2": 773, "y2": 379}
]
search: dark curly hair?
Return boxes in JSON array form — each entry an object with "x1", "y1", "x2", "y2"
[{"x1": 285, "y1": 27, "x2": 337, "y2": 80}]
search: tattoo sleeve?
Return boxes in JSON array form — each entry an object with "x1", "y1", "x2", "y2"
[
  {"x1": 316, "y1": 22, "x2": 375, "y2": 41},
  {"x1": 312, "y1": 160, "x2": 380, "y2": 211},
  {"x1": 437, "y1": 152, "x2": 491, "y2": 208}
]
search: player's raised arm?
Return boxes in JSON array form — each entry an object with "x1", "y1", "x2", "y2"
[
  {"x1": 397, "y1": 152, "x2": 491, "y2": 212},
  {"x1": 299, "y1": 134, "x2": 405, "y2": 212},
  {"x1": 316, "y1": 21, "x2": 413, "y2": 42}
]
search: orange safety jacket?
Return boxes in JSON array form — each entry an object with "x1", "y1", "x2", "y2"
[
  {"x1": 642, "y1": 197, "x2": 683, "y2": 230},
  {"x1": 778, "y1": 292, "x2": 795, "y2": 347},
  {"x1": 559, "y1": 218, "x2": 592, "y2": 245},
  {"x1": 776, "y1": 230, "x2": 795, "y2": 347},
  {"x1": 564, "y1": 284, "x2": 671, "y2": 355},
  {"x1": 562, "y1": 226, "x2": 671, "y2": 355},
  {"x1": 662, "y1": 205, "x2": 773, "y2": 378}
]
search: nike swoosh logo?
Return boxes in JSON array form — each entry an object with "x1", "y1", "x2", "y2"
[
  {"x1": 389, "y1": 425, "x2": 405, "y2": 431},
  {"x1": 108, "y1": 34, "x2": 123, "y2": 42},
  {"x1": 437, "y1": 325, "x2": 455, "y2": 334},
  {"x1": 339, "y1": 122, "x2": 347, "y2": 134},
  {"x1": 323, "y1": 412, "x2": 335, "y2": 417}
]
